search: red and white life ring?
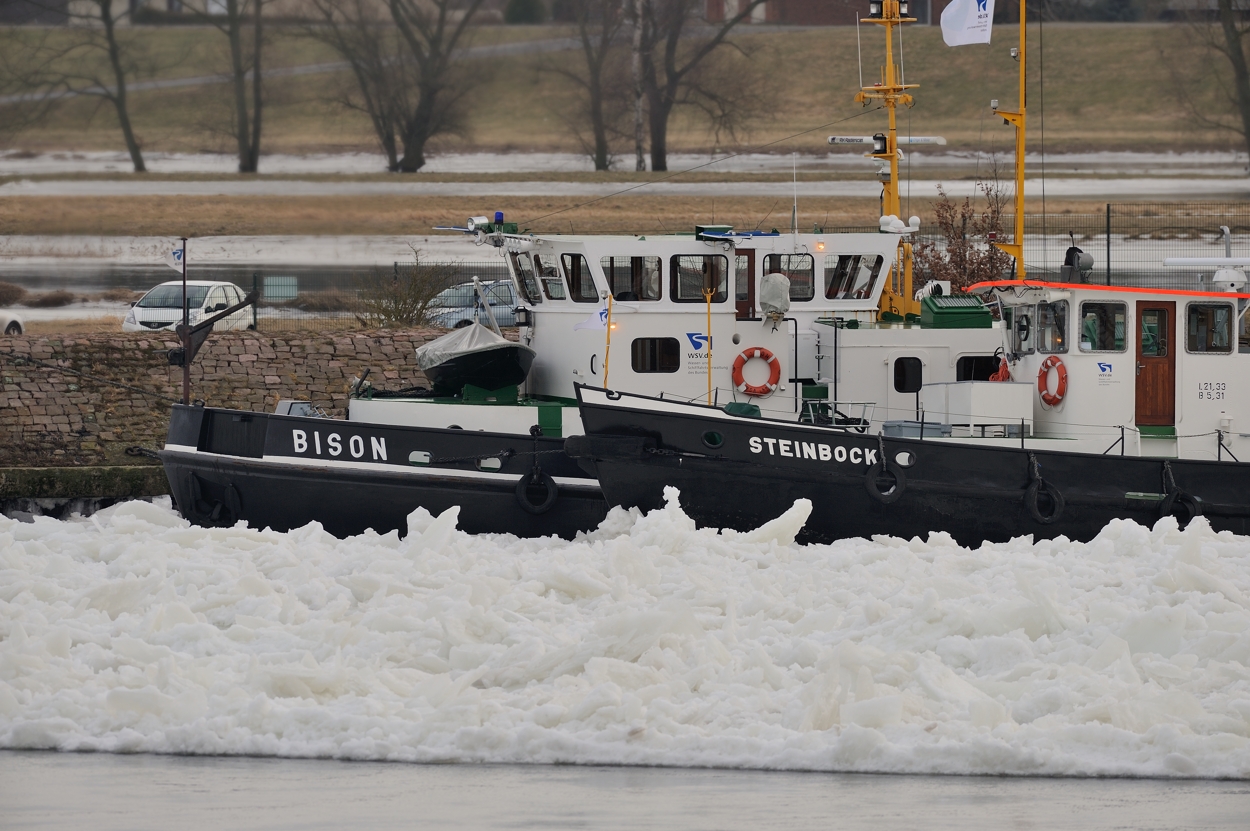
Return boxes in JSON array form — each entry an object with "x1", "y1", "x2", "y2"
[
  {"x1": 732, "y1": 347, "x2": 782, "y2": 397},
  {"x1": 1037, "y1": 355, "x2": 1068, "y2": 407}
]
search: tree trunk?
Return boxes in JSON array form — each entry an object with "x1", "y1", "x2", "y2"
[
  {"x1": 246, "y1": 2, "x2": 263, "y2": 173},
  {"x1": 1218, "y1": 0, "x2": 1250, "y2": 168},
  {"x1": 647, "y1": 89, "x2": 671, "y2": 172},
  {"x1": 101, "y1": 0, "x2": 146, "y2": 173},
  {"x1": 226, "y1": 1, "x2": 253, "y2": 173},
  {"x1": 631, "y1": 0, "x2": 646, "y2": 172},
  {"x1": 587, "y1": 64, "x2": 610, "y2": 171}
]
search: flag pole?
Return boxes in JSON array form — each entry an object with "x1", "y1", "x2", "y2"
[{"x1": 180, "y1": 236, "x2": 189, "y2": 406}]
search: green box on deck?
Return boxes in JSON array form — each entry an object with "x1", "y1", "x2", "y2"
[{"x1": 920, "y1": 295, "x2": 993, "y2": 329}]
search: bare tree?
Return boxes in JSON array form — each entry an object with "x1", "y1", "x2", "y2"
[
  {"x1": 0, "y1": 0, "x2": 162, "y2": 172},
  {"x1": 308, "y1": 0, "x2": 484, "y2": 172},
  {"x1": 188, "y1": 0, "x2": 267, "y2": 173},
  {"x1": 543, "y1": 0, "x2": 627, "y2": 171},
  {"x1": 1165, "y1": 1, "x2": 1250, "y2": 168},
  {"x1": 913, "y1": 181, "x2": 1013, "y2": 292},
  {"x1": 635, "y1": 0, "x2": 766, "y2": 171}
]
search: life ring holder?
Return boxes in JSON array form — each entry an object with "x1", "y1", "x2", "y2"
[
  {"x1": 1037, "y1": 356, "x2": 1068, "y2": 407},
  {"x1": 732, "y1": 347, "x2": 781, "y2": 397}
]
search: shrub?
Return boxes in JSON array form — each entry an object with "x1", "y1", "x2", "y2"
[
  {"x1": 355, "y1": 257, "x2": 460, "y2": 328},
  {"x1": 0, "y1": 282, "x2": 27, "y2": 307},
  {"x1": 23, "y1": 290, "x2": 77, "y2": 308},
  {"x1": 293, "y1": 290, "x2": 356, "y2": 313},
  {"x1": 101, "y1": 287, "x2": 143, "y2": 303}
]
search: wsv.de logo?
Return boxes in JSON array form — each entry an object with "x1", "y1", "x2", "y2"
[{"x1": 686, "y1": 332, "x2": 712, "y2": 357}]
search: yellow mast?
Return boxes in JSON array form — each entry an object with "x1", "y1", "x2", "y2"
[
  {"x1": 991, "y1": 0, "x2": 1027, "y2": 279},
  {"x1": 857, "y1": 0, "x2": 919, "y2": 318}
]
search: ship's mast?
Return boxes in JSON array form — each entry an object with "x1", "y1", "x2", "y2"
[
  {"x1": 991, "y1": 0, "x2": 1027, "y2": 279},
  {"x1": 856, "y1": 0, "x2": 919, "y2": 318}
]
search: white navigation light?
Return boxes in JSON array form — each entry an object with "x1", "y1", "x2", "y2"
[{"x1": 467, "y1": 216, "x2": 489, "y2": 231}]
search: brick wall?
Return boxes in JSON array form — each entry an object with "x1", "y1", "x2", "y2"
[{"x1": 0, "y1": 329, "x2": 447, "y2": 467}]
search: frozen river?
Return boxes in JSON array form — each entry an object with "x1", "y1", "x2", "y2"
[{"x1": 3, "y1": 751, "x2": 1248, "y2": 831}]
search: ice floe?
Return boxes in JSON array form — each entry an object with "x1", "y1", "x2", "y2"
[{"x1": 1, "y1": 489, "x2": 1248, "y2": 777}]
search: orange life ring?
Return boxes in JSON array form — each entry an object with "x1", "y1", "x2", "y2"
[
  {"x1": 732, "y1": 347, "x2": 781, "y2": 397},
  {"x1": 1037, "y1": 355, "x2": 1068, "y2": 407}
]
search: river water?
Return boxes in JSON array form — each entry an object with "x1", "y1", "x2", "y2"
[{"x1": 3, "y1": 751, "x2": 1248, "y2": 831}]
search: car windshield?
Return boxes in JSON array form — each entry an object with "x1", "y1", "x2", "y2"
[
  {"x1": 138, "y1": 285, "x2": 210, "y2": 309},
  {"x1": 431, "y1": 285, "x2": 475, "y2": 308}
]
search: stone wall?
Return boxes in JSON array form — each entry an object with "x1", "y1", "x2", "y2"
[{"x1": 0, "y1": 329, "x2": 446, "y2": 467}]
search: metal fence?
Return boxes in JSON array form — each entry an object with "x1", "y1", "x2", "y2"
[{"x1": 240, "y1": 261, "x2": 511, "y2": 331}]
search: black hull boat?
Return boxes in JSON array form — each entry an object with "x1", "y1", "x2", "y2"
[
  {"x1": 160, "y1": 405, "x2": 607, "y2": 539},
  {"x1": 416, "y1": 322, "x2": 536, "y2": 396},
  {"x1": 569, "y1": 386, "x2": 1250, "y2": 546}
]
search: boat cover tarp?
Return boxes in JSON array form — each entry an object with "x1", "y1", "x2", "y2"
[
  {"x1": 415, "y1": 323, "x2": 535, "y2": 371},
  {"x1": 759, "y1": 272, "x2": 792, "y2": 318}
]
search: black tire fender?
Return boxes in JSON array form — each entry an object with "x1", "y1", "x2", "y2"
[
  {"x1": 1159, "y1": 490, "x2": 1203, "y2": 524},
  {"x1": 864, "y1": 458, "x2": 906, "y2": 504},
  {"x1": 1024, "y1": 478, "x2": 1065, "y2": 524},
  {"x1": 516, "y1": 469, "x2": 559, "y2": 515}
]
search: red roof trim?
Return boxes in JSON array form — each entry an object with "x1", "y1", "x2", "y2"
[{"x1": 968, "y1": 279, "x2": 1250, "y2": 301}]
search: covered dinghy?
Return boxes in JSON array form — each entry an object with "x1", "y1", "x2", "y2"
[{"x1": 415, "y1": 323, "x2": 536, "y2": 395}]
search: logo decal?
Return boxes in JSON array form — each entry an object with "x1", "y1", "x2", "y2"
[
  {"x1": 685, "y1": 333, "x2": 712, "y2": 350},
  {"x1": 977, "y1": 0, "x2": 987, "y2": 10},
  {"x1": 1097, "y1": 362, "x2": 1112, "y2": 372}
]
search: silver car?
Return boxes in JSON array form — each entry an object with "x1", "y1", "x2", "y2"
[
  {"x1": 123, "y1": 281, "x2": 252, "y2": 332},
  {"x1": 427, "y1": 280, "x2": 518, "y2": 328}
]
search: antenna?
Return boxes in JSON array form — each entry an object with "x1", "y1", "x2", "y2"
[{"x1": 791, "y1": 153, "x2": 798, "y2": 239}]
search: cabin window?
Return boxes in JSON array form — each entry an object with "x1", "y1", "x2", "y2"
[
  {"x1": 1078, "y1": 301, "x2": 1125, "y2": 352},
  {"x1": 956, "y1": 355, "x2": 999, "y2": 381},
  {"x1": 669, "y1": 255, "x2": 728, "y2": 302},
  {"x1": 894, "y1": 357, "x2": 922, "y2": 393},
  {"x1": 631, "y1": 337, "x2": 680, "y2": 373},
  {"x1": 511, "y1": 253, "x2": 541, "y2": 304},
  {"x1": 1037, "y1": 301, "x2": 1068, "y2": 354},
  {"x1": 1140, "y1": 308, "x2": 1168, "y2": 357},
  {"x1": 764, "y1": 254, "x2": 815, "y2": 301},
  {"x1": 823, "y1": 255, "x2": 883, "y2": 300},
  {"x1": 1240, "y1": 307, "x2": 1250, "y2": 353},
  {"x1": 1009, "y1": 306, "x2": 1034, "y2": 354},
  {"x1": 533, "y1": 255, "x2": 566, "y2": 300},
  {"x1": 600, "y1": 256, "x2": 661, "y2": 301},
  {"x1": 561, "y1": 254, "x2": 599, "y2": 303},
  {"x1": 1187, "y1": 303, "x2": 1233, "y2": 353}
]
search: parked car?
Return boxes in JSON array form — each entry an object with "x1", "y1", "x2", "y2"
[
  {"x1": 2, "y1": 309, "x2": 22, "y2": 336},
  {"x1": 122, "y1": 281, "x2": 252, "y2": 333},
  {"x1": 427, "y1": 280, "x2": 518, "y2": 328}
]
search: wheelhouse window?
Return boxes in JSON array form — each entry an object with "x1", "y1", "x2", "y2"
[
  {"x1": 1078, "y1": 301, "x2": 1125, "y2": 352},
  {"x1": 533, "y1": 255, "x2": 566, "y2": 300},
  {"x1": 956, "y1": 355, "x2": 999, "y2": 381},
  {"x1": 1187, "y1": 303, "x2": 1233, "y2": 353},
  {"x1": 670, "y1": 255, "x2": 728, "y2": 302},
  {"x1": 561, "y1": 254, "x2": 599, "y2": 303},
  {"x1": 631, "y1": 337, "x2": 680, "y2": 372},
  {"x1": 1241, "y1": 307, "x2": 1250, "y2": 353},
  {"x1": 823, "y1": 255, "x2": 883, "y2": 300},
  {"x1": 1037, "y1": 301, "x2": 1068, "y2": 354},
  {"x1": 511, "y1": 252, "x2": 542, "y2": 304},
  {"x1": 600, "y1": 256, "x2": 661, "y2": 301},
  {"x1": 764, "y1": 254, "x2": 815, "y2": 301},
  {"x1": 735, "y1": 255, "x2": 751, "y2": 303},
  {"x1": 1008, "y1": 306, "x2": 1034, "y2": 354}
]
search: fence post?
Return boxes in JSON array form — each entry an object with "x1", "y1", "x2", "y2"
[
  {"x1": 1105, "y1": 203, "x2": 1111, "y2": 285},
  {"x1": 252, "y1": 272, "x2": 259, "y2": 330}
]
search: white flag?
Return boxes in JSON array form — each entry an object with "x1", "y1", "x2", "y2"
[
  {"x1": 164, "y1": 246, "x2": 186, "y2": 272},
  {"x1": 573, "y1": 302, "x2": 609, "y2": 331},
  {"x1": 941, "y1": 0, "x2": 994, "y2": 47}
]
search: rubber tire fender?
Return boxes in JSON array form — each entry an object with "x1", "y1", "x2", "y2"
[
  {"x1": 1024, "y1": 478, "x2": 1065, "y2": 524},
  {"x1": 864, "y1": 458, "x2": 906, "y2": 504},
  {"x1": 516, "y1": 469, "x2": 559, "y2": 515},
  {"x1": 1159, "y1": 490, "x2": 1203, "y2": 525}
]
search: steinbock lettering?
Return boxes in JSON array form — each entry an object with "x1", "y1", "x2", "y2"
[{"x1": 747, "y1": 434, "x2": 874, "y2": 466}]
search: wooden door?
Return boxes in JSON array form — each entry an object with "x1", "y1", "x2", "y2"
[
  {"x1": 735, "y1": 250, "x2": 755, "y2": 320},
  {"x1": 1135, "y1": 300, "x2": 1176, "y2": 426}
]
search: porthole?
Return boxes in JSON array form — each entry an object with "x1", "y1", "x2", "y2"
[
  {"x1": 894, "y1": 451, "x2": 916, "y2": 468},
  {"x1": 477, "y1": 457, "x2": 502, "y2": 472},
  {"x1": 702, "y1": 431, "x2": 725, "y2": 449},
  {"x1": 409, "y1": 451, "x2": 431, "y2": 466}
]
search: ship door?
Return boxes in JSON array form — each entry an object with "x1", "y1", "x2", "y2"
[
  {"x1": 1135, "y1": 300, "x2": 1176, "y2": 426},
  {"x1": 735, "y1": 250, "x2": 756, "y2": 319}
]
